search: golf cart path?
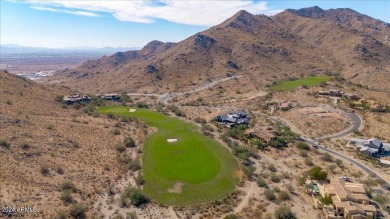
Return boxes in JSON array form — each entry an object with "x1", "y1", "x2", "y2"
[{"x1": 234, "y1": 181, "x2": 256, "y2": 213}]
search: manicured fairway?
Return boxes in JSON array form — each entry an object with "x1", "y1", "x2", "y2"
[
  {"x1": 97, "y1": 106, "x2": 240, "y2": 205},
  {"x1": 271, "y1": 76, "x2": 333, "y2": 91}
]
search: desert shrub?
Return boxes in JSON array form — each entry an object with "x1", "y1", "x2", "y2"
[
  {"x1": 232, "y1": 145, "x2": 250, "y2": 161},
  {"x1": 223, "y1": 214, "x2": 238, "y2": 219},
  {"x1": 268, "y1": 164, "x2": 277, "y2": 172},
  {"x1": 274, "y1": 205, "x2": 296, "y2": 219},
  {"x1": 120, "y1": 187, "x2": 149, "y2": 207},
  {"x1": 40, "y1": 165, "x2": 50, "y2": 176},
  {"x1": 127, "y1": 159, "x2": 141, "y2": 171},
  {"x1": 299, "y1": 150, "x2": 308, "y2": 157},
  {"x1": 327, "y1": 164, "x2": 337, "y2": 173},
  {"x1": 281, "y1": 171, "x2": 290, "y2": 179},
  {"x1": 286, "y1": 184, "x2": 295, "y2": 193},
  {"x1": 321, "y1": 153, "x2": 333, "y2": 162},
  {"x1": 54, "y1": 210, "x2": 68, "y2": 219},
  {"x1": 112, "y1": 128, "x2": 121, "y2": 135},
  {"x1": 201, "y1": 123, "x2": 214, "y2": 132},
  {"x1": 309, "y1": 166, "x2": 328, "y2": 180},
  {"x1": 107, "y1": 112, "x2": 115, "y2": 119},
  {"x1": 136, "y1": 102, "x2": 148, "y2": 108},
  {"x1": 124, "y1": 137, "x2": 136, "y2": 148},
  {"x1": 55, "y1": 95, "x2": 64, "y2": 102},
  {"x1": 61, "y1": 180, "x2": 77, "y2": 192},
  {"x1": 0, "y1": 139, "x2": 11, "y2": 149},
  {"x1": 257, "y1": 177, "x2": 268, "y2": 188},
  {"x1": 113, "y1": 215, "x2": 124, "y2": 219},
  {"x1": 304, "y1": 157, "x2": 313, "y2": 166},
  {"x1": 69, "y1": 203, "x2": 86, "y2": 219},
  {"x1": 271, "y1": 174, "x2": 281, "y2": 183},
  {"x1": 335, "y1": 159, "x2": 343, "y2": 167},
  {"x1": 135, "y1": 174, "x2": 145, "y2": 186},
  {"x1": 107, "y1": 185, "x2": 115, "y2": 196},
  {"x1": 60, "y1": 189, "x2": 73, "y2": 204},
  {"x1": 128, "y1": 211, "x2": 138, "y2": 219},
  {"x1": 296, "y1": 142, "x2": 310, "y2": 150},
  {"x1": 20, "y1": 142, "x2": 30, "y2": 150},
  {"x1": 115, "y1": 144, "x2": 126, "y2": 153},
  {"x1": 278, "y1": 191, "x2": 290, "y2": 201},
  {"x1": 55, "y1": 166, "x2": 65, "y2": 175},
  {"x1": 243, "y1": 165, "x2": 256, "y2": 179},
  {"x1": 373, "y1": 194, "x2": 389, "y2": 205},
  {"x1": 264, "y1": 189, "x2": 276, "y2": 201},
  {"x1": 194, "y1": 117, "x2": 207, "y2": 124}
]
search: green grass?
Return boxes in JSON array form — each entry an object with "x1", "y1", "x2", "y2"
[
  {"x1": 97, "y1": 106, "x2": 239, "y2": 206},
  {"x1": 271, "y1": 76, "x2": 333, "y2": 91}
]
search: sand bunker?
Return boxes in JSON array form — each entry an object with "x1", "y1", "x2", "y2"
[
  {"x1": 129, "y1": 109, "x2": 136, "y2": 112},
  {"x1": 167, "y1": 139, "x2": 178, "y2": 143},
  {"x1": 167, "y1": 183, "x2": 183, "y2": 193}
]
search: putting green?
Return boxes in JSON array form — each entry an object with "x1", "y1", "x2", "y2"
[{"x1": 97, "y1": 106, "x2": 240, "y2": 205}]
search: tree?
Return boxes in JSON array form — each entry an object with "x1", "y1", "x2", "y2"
[
  {"x1": 320, "y1": 194, "x2": 333, "y2": 205},
  {"x1": 274, "y1": 205, "x2": 296, "y2": 219},
  {"x1": 309, "y1": 166, "x2": 328, "y2": 180}
]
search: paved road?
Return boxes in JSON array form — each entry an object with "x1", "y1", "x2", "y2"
[
  {"x1": 303, "y1": 138, "x2": 390, "y2": 190},
  {"x1": 315, "y1": 113, "x2": 361, "y2": 140},
  {"x1": 255, "y1": 112, "x2": 390, "y2": 190},
  {"x1": 157, "y1": 75, "x2": 242, "y2": 105}
]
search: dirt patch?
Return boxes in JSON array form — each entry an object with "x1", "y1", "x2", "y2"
[
  {"x1": 129, "y1": 108, "x2": 136, "y2": 112},
  {"x1": 167, "y1": 182, "x2": 183, "y2": 194}
]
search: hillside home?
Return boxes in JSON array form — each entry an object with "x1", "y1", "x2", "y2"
[
  {"x1": 96, "y1": 93, "x2": 120, "y2": 100},
  {"x1": 215, "y1": 110, "x2": 249, "y2": 126},
  {"x1": 344, "y1": 93, "x2": 360, "y2": 100},
  {"x1": 319, "y1": 90, "x2": 360, "y2": 100},
  {"x1": 322, "y1": 178, "x2": 377, "y2": 219},
  {"x1": 63, "y1": 93, "x2": 91, "y2": 105},
  {"x1": 279, "y1": 102, "x2": 293, "y2": 111},
  {"x1": 246, "y1": 126, "x2": 277, "y2": 143},
  {"x1": 349, "y1": 138, "x2": 384, "y2": 157}
]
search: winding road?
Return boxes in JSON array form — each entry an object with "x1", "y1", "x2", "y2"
[
  {"x1": 255, "y1": 112, "x2": 390, "y2": 190},
  {"x1": 127, "y1": 75, "x2": 242, "y2": 105}
]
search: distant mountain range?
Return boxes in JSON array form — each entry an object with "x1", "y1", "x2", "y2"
[
  {"x1": 49, "y1": 6, "x2": 390, "y2": 93},
  {"x1": 0, "y1": 44, "x2": 140, "y2": 55}
]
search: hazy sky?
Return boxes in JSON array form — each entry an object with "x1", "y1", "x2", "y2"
[{"x1": 1, "y1": 0, "x2": 389, "y2": 48}]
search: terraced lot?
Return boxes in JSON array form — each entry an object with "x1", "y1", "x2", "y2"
[{"x1": 97, "y1": 106, "x2": 240, "y2": 205}]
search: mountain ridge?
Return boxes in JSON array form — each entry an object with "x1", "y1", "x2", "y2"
[{"x1": 47, "y1": 6, "x2": 390, "y2": 93}]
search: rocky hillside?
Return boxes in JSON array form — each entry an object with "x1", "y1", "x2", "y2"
[
  {"x1": 0, "y1": 71, "x2": 141, "y2": 218},
  {"x1": 49, "y1": 6, "x2": 390, "y2": 93}
]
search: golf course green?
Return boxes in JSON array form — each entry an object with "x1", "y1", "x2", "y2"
[
  {"x1": 97, "y1": 106, "x2": 240, "y2": 205},
  {"x1": 271, "y1": 76, "x2": 333, "y2": 91}
]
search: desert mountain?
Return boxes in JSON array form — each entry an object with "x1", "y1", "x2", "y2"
[
  {"x1": 49, "y1": 6, "x2": 390, "y2": 93},
  {"x1": 0, "y1": 71, "x2": 139, "y2": 217}
]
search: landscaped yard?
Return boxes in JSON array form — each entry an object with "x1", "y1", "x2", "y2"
[
  {"x1": 271, "y1": 76, "x2": 333, "y2": 91},
  {"x1": 97, "y1": 106, "x2": 240, "y2": 206}
]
